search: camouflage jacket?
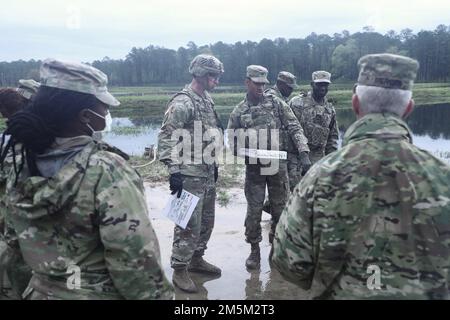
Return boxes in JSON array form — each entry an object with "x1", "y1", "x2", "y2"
[
  {"x1": 264, "y1": 86, "x2": 289, "y2": 103},
  {"x1": 289, "y1": 92, "x2": 339, "y2": 157},
  {"x1": 227, "y1": 93, "x2": 309, "y2": 156},
  {"x1": 1, "y1": 144, "x2": 33, "y2": 299},
  {"x1": 272, "y1": 113, "x2": 450, "y2": 300},
  {"x1": 158, "y1": 84, "x2": 223, "y2": 177},
  {"x1": 3, "y1": 137, "x2": 173, "y2": 300}
]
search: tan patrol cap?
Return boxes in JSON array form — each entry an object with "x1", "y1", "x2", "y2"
[
  {"x1": 17, "y1": 79, "x2": 40, "y2": 100},
  {"x1": 277, "y1": 71, "x2": 298, "y2": 88},
  {"x1": 357, "y1": 53, "x2": 419, "y2": 90},
  {"x1": 247, "y1": 65, "x2": 269, "y2": 84},
  {"x1": 312, "y1": 71, "x2": 331, "y2": 83},
  {"x1": 40, "y1": 58, "x2": 120, "y2": 107}
]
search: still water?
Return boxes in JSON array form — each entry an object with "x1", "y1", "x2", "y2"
[{"x1": 104, "y1": 103, "x2": 450, "y2": 162}]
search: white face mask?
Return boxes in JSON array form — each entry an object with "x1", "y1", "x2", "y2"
[{"x1": 86, "y1": 109, "x2": 112, "y2": 136}]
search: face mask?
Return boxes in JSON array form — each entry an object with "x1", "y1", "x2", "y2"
[{"x1": 85, "y1": 109, "x2": 112, "y2": 136}]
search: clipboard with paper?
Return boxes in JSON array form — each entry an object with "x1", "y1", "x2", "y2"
[{"x1": 162, "y1": 190, "x2": 200, "y2": 229}]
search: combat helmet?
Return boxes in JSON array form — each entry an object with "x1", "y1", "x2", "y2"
[{"x1": 189, "y1": 54, "x2": 224, "y2": 77}]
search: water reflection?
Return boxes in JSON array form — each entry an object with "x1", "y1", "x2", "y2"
[{"x1": 107, "y1": 104, "x2": 450, "y2": 160}]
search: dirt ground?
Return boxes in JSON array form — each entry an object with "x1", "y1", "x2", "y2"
[{"x1": 144, "y1": 183, "x2": 309, "y2": 300}]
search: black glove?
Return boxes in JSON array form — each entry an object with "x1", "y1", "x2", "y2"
[
  {"x1": 214, "y1": 166, "x2": 219, "y2": 183},
  {"x1": 169, "y1": 172, "x2": 183, "y2": 198},
  {"x1": 298, "y1": 151, "x2": 312, "y2": 176}
]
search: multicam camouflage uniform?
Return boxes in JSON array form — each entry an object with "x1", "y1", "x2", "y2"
[
  {"x1": 1, "y1": 80, "x2": 40, "y2": 300},
  {"x1": 265, "y1": 73, "x2": 311, "y2": 193},
  {"x1": 158, "y1": 84, "x2": 223, "y2": 269},
  {"x1": 227, "y1": 67, "x2": 309, "y2": 244},
  {"x1": 264, "y1": 85, "x2": 288, "y2": 103},
  {"x1": 1, "y1": 146, "x2": 32, "y2": 300},
  {"x1": 273, "y1": 54, "x2": 450, "y2": 299},
  {"x1": 288, "y1": 80, "x2": 339, "y2": 190},
  {"x1": 2, "y1": 138, "x2": 173, "y2": 299},
  {"x1": 290, "y1": 92, "x2": 339, "y2": 163}
]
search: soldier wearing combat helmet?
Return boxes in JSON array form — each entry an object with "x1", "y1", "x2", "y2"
[{"x1": 158, "y1": 54, "x2": 224, "y2": 293}]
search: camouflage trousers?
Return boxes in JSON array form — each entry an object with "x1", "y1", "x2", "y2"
[
  {"x1": 171, "y1": 167, "x2": 216, "y2": 269},
  {"x1": 287, "y1": 150, "x2": 325, "y2": 191},
  {"x1": 244, "y1": 162, "x2": 289, "y2": 244}
]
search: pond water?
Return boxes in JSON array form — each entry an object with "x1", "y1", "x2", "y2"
[{"x1": 104, "y1": 103, "x2": 450, "y2": 162}]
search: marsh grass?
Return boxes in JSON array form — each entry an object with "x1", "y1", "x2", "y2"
[
  {"x1": 111, "y1": 126, "x2": 148, "y2": 135},
  {"x1": 129, "y1": 156, "x2": 169, "y2": 183},
  {"x1": 110, "y1": 83, "x2": 450, "y2": 119},
  {"x1": 129, "y1": 154, "x2": 245, "y2": 207}
]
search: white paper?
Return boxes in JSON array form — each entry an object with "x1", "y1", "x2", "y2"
[
  {"x1": 162, "y1": 190, "x2": 200, "y2": 229},
  {"x1": 238, "y1": 148, "x2": 287, "y2": 160}
]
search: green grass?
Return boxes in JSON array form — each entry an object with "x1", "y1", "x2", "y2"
[
  {"x1": 128, "y1": 156, "x2": 169, "y2": 183},
  {"x1": 129, "y1": 154, "x2": 245, "y2": 207},
  {"x1": 110, "y1": 83, "x2": 450, "y2": 119},
  {"x1": 111, "y1": 126, "x2": 149, "y2": 135},
  {"x1": 217, "y1": 190, "x2": 231, "y2": 207}
]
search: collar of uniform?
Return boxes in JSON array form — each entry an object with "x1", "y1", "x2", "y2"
[
  {"x1": 244, "y1": 94, "x2": 266, "y2": 107},
  {"x1": 308, "y1": 91, "x2": 328, "y2": 105},
  {"x1": 342, "y1": 113, "x2": 413, "y2": 147},
  {"x1": 185, "y1": 84, "x2": 213, "y2": 104},
  {"x1": 51, "y1": 136, "x2": 93, "y2": 151},
  {"x1": 272, "y1": 85, "x2": 281, "y2": 97}
]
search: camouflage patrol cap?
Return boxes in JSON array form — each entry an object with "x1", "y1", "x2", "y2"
[
  {"x1": 189, "y1": 54, "x2": 224, "y2": 77},
  {"x1": 247, "y1": 65, "x2": 269, "y2": 84},
  {"x1": 17, "y1": 79, "x2": 40, "y2": 100},
  {"x1": 40, "y1": 58, "x2": 120, "y2": 106},
  {"x1": 357, "y1": 53, "x2": 419, "y2": 90},
  {"x1": 277, "y1": 71, "x2": 298, "y2": 88},
  {"x1": 312, "y1": 71, "x2": 331, "y2": 83}
]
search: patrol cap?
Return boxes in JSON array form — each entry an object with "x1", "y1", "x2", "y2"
[
  {"x1": 357, "y1": 53, "x2": 419, "y2": 90},
  {"x1": 312, "y1": 71, "x2": 331, "y2": 83},
  {"x1": 40, "y1": 58, "x2": 120, "y2": 107},
  {"x1": 17, "y1": 79, "x2": 40, "y2": 100},
  {"x1": 277, "y1": 71, "x2": 298, "y2": 88},
  {"x1": 246, "y1": 65, "x2": 269, "y2": 84}
]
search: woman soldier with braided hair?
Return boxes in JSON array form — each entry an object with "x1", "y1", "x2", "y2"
[{"x1": 0, "y1": 59, "x2": 173, "y2": 300}]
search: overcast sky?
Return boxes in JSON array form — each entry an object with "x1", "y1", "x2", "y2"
[{"x1": 1, "y1": 0, "x2": 450, "y2": 62}]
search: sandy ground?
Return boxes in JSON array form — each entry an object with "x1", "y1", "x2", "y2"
[{"x1": 144, "y1": 183, "x2": 309, "y2": 300}]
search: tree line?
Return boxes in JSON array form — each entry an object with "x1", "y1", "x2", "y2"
[{"x1": 1, "y1": 25, "x2": 450, "y2": 86}]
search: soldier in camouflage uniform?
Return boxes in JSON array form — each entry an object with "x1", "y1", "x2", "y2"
[
  {"x1": 227, "y1": 65, "x2": 310, "y2": 270},
  {"x1": 158, "y1": 54, "x2": 224, "y2": 293},
  {"x1": 0, "y1": 80, "x2": 40, "y2": 299},
  {"x1": 287, "y1": 71, "x2": 339, "y2": 191},
  {"x1": 262, "y1": 72, "x2": 303, "y2": 213},
  {"x1": 272, "y1": 54, "x2": 450, "y2": 299},
  {"x1": 0, "y1": 59, "x2": 173, "y2": 300},
  {"x1": 264, "y1": 71, "x2": 298, "y2": 103}
]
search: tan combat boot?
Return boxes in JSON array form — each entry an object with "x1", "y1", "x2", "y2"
[
  {"x1": 188, "y1": 256, "x2": 222, "y2": 275},
  {"x1": 172, "y1": 268, "x2": 198, "y2": 293},
  {"x1": 245, "y1": 243, "x2": 261, "y2": 270}
]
